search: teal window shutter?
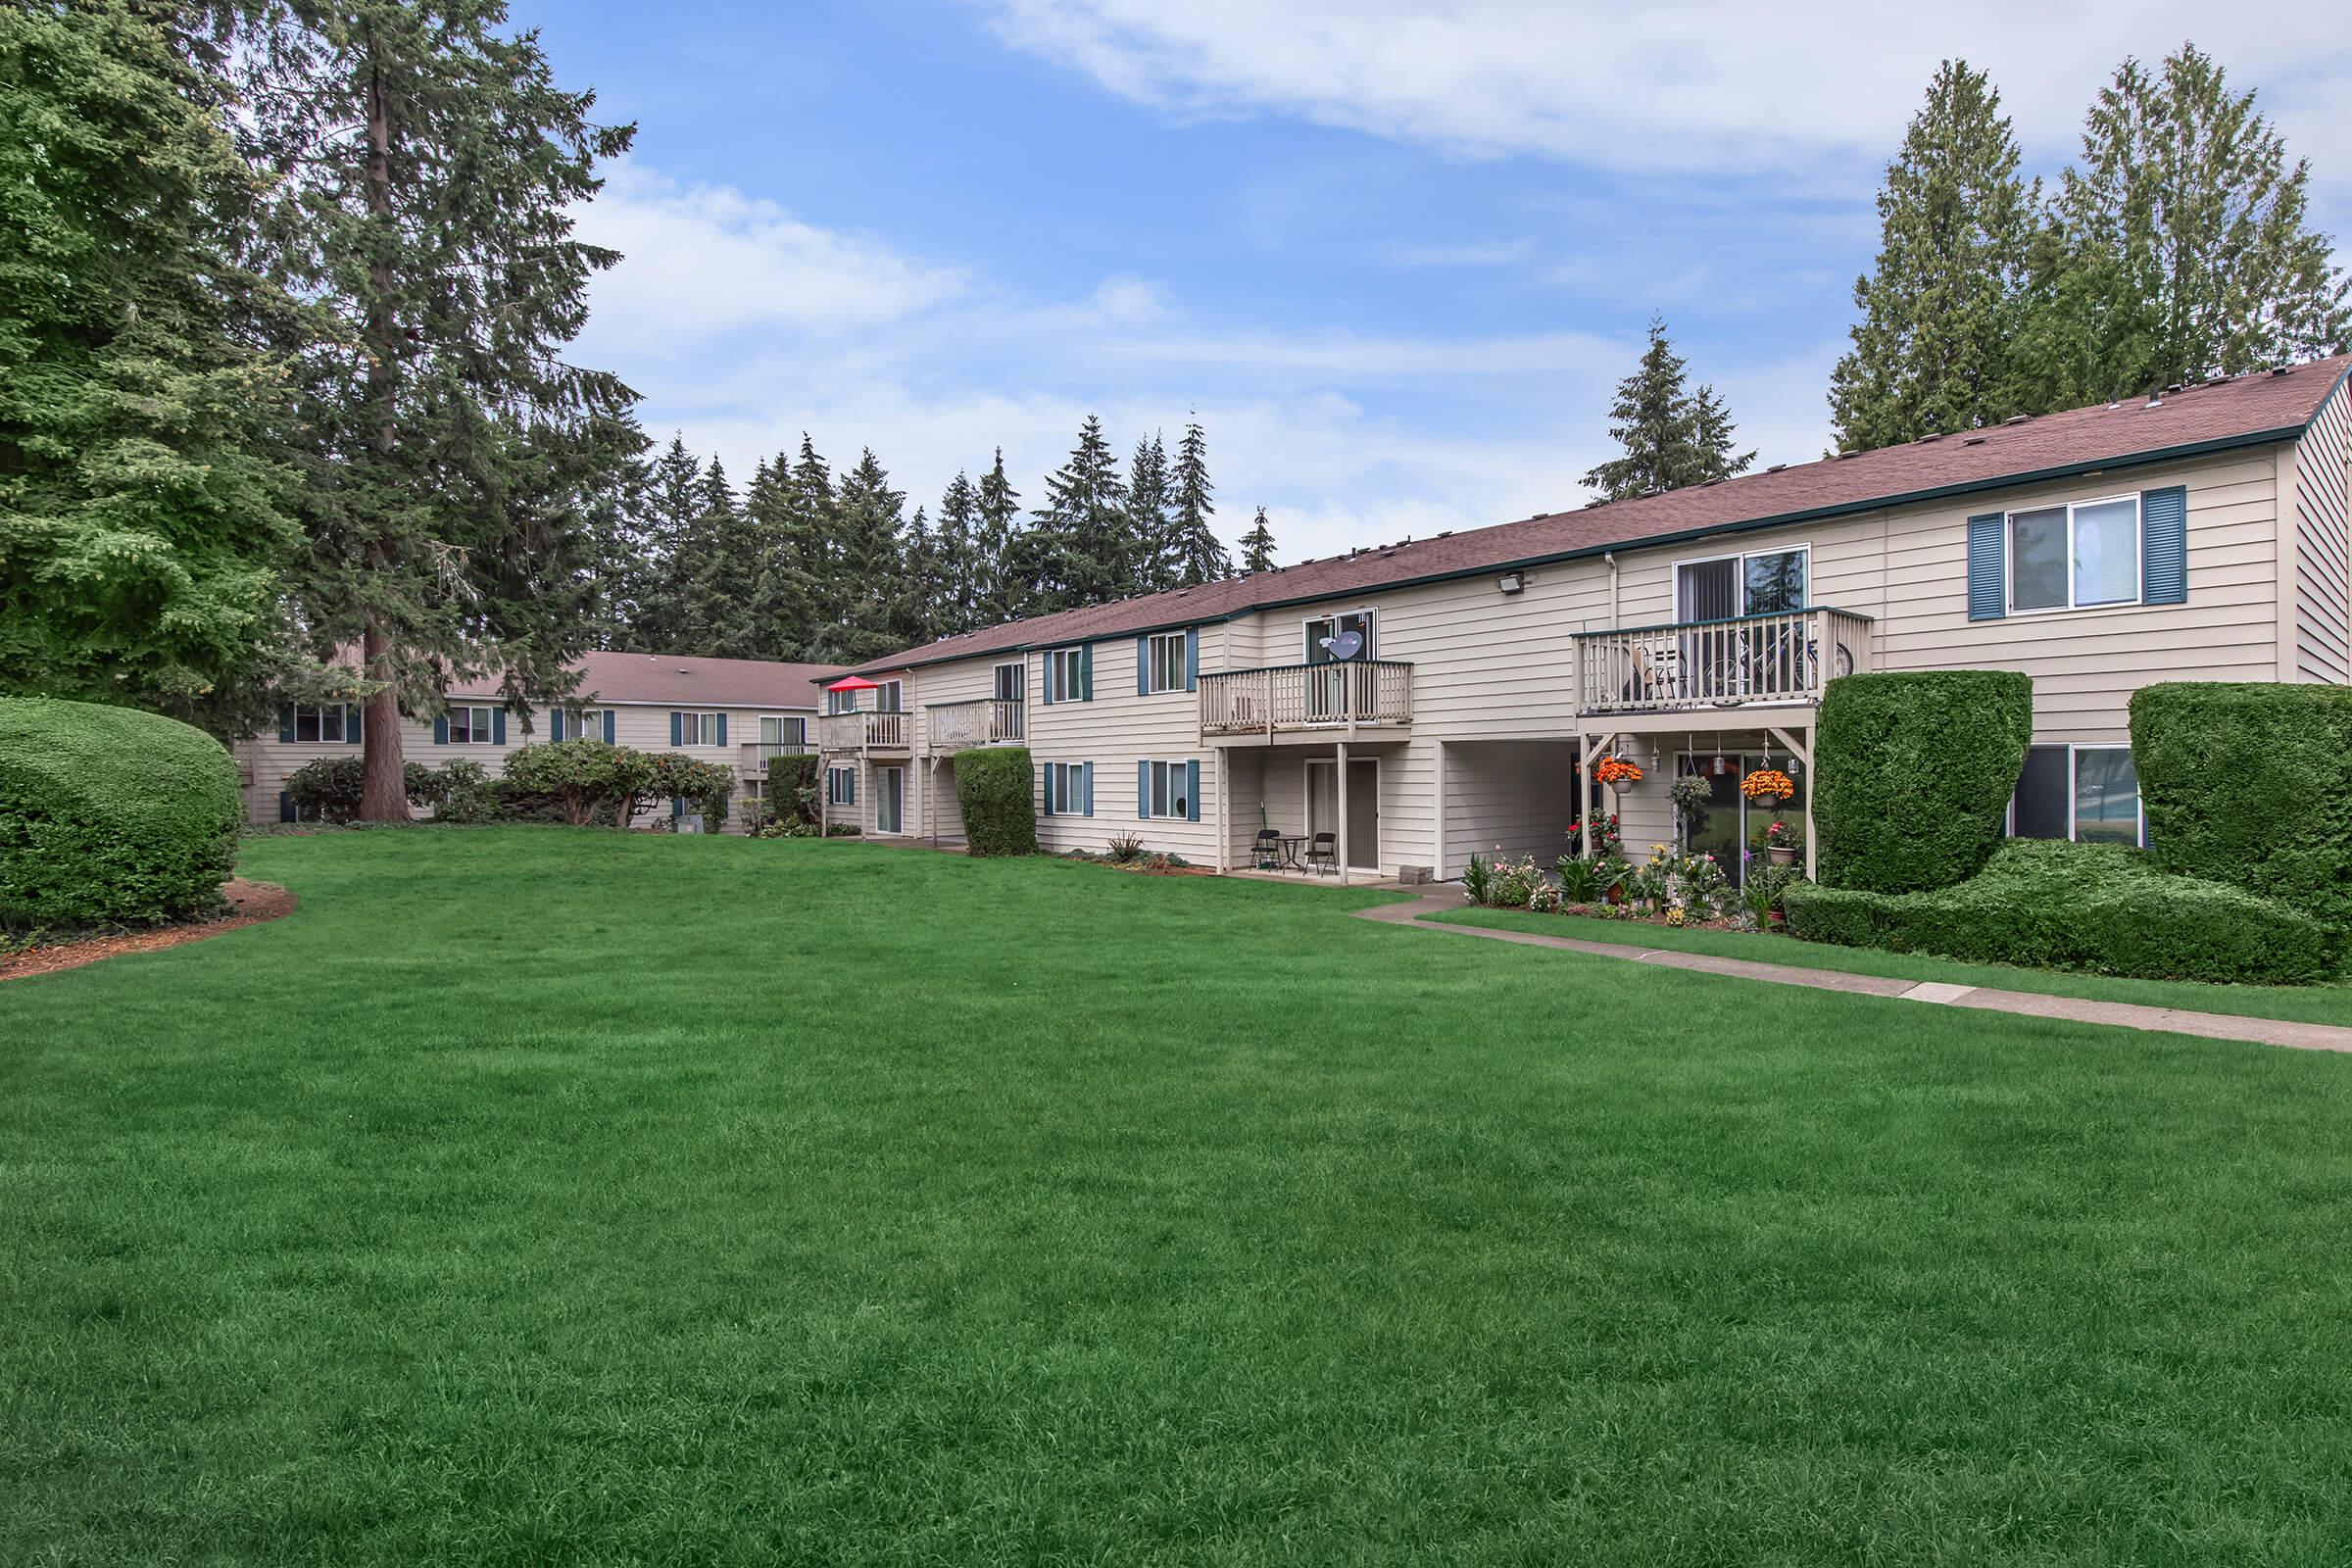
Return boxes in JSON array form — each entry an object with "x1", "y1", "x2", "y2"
[
  {"x1": 278, "y1": 791, "x2": 296, "y2": 823},
  {"x1": 671, "y1": 796, "x2": 682, "y2": 819},
  {"x1": 347, "y1": 704, "x2": 364, "y2": 744},
  {"x1": 1137, "y1": 635, "x2": 1151, "y2": 695},
  {"x1": 277, "y1": 705, "x2": 295, "y2": 743},
  {"x1": 670, "y1": 710, "x2": 683, "y2": 746},
  {"x1": 2141, "y1": 485, "x2": 2187, "y2": 605},
  {"x1": 715, "y1": 712, "x2": 728, "y2": 747},
  {"x1": 847, "y1": 769, "x2": 856, "y2": 805},
  {"x1": 1185, "y1": 628, "x2": 1199, "y2": 691},
  {"x1": 492, "y1": 710, "x2": 507, "y2": 745},
  {"x1": 1139, "y1": 760, "x2": 1151, "y2": 817},
  {"x1": 1186, "y1": 760, "x2": 1200, "y2": 822},
  {"x1": 603, "y1": 710, "x2": 615, "y2": 744},
  {"x1": 1040, "y1": 763, "x2": 1052, "y2": 816},
  {"x1": 1079, "y1": 644, "x2": 1094, "y2": 701},
  {"x1": 550, "y1": 710, "x2": 564, "y2": 742},
  {"x1": 434, "y1": 714, "x2": 450, "y2": 745},
  {"x1": 1082, "y1": 761, "x2": 1094, "y2": 816},
  {"x1": 1042, "y1": 656, "x2": 1055, "y2": 706},
  {"x1": 1966, "y1": 513, "x2": 2006, "y2": 620}
]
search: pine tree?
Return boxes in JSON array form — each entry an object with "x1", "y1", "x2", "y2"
[
  {"x1": 832, "y1": 448, "x2": 907, "y2": 662},
  {"x1": 1581, "y1": 318, "x2": 1751, "y2": 501},
  {"x1": 1124, "y1": 430, "x2": 1173, "y2": 594},
  {"x1": 1013, "y1": 416, "x2": 1126, "y2": 614},
  {"x1": 569, "y1": 410, "x2": 653, "y2": 651},
  {"x1": 2022, "y1": 42, "x2": 2348, "y2": 405},
  {"x1": 1829, "y1": 60, "x2": 2039, "y2": 449},
  {"x1": 785, "y1": 435, "x2": 839, "y2": 656},
  {"x1": 933, "y1": 470, "x2": 980, "y2": 637},
  {"x1": 665, "y1": 457, "x2": 738, "y2": 654},
  {"x1": 237, "y1": 0, "x2": 635, "y2": 816},
  {"x1": 0, "y1": 0, "x2": 300, "y2": 731},
  {"x1": 1239, "y1": 507, "x2": 1277, "y2": 574},
  {"x1": 625, "y1": 434, "x2": 703, "y2": 652},
  {"x1": 1167, "y1": 417, "x2": 1231, "y2": 587},
  {"x1": 973, "y1": 447, "x2": 1023, "y2": 624},
  {"x1": 897, "y1": 504, "x2": 938, "y2": 647}
]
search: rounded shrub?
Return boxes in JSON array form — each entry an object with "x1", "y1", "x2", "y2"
[
  {"x1": 1814, "y1": 669, "x2": 2034, "y2": 893},
  {"x1": 956, "y1": 746, "x2": 1037, "y2": 857},
  {"x1": 2131, "y1": 682, "x2": 2352, "y2": 938},
  {"x1": 1783, "y1": 840, "x2": 2334, "y2": 985},
  {"x1": 283, "y1": 755, "x2": 457, "y2": 822},
  {"x1": 0, "y1": 698, "x2": 242, "y2": 930}
]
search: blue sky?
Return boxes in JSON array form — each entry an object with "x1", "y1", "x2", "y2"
[{"x1": 517, "y1": 0, "x2": 2352, "y2": 563}]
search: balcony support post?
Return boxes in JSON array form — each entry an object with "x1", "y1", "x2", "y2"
[
  {"x1": 1336, "y1": 740, "x2": 1351, "y2": 888},
  {"x1": 1214, "y1": 748, "x2": 1230, "y2": 874},
  {"x1": 1433, "y1": 740, "x2": 1446, "y2": 881}
]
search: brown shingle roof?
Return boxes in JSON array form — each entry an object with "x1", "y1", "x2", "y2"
[
  {"x1": 455, "y1": 652, "x2": 846, "y2": 709},
  {"x1": 835, "y1": 357, "x2": 2351, "y2": 680}
]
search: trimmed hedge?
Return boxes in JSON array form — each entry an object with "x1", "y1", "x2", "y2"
[
  {"x1": 1815, "y1": 669, "x2": 2034, "y2": 893},
  {"x1": 1783, "y1": 840, "x2": 2334, "y2": 984},
  {"x1": 768, "y1": 755, "x2": 820, "y2": 827},
  {"x1": 956, "y1": 746, "x2": 1037, "y2": 857},
  {"x1": 2132, "y1": 682, "x2": 2352, "y2": 937},
  {"x1": 0, "y1": 698, "x2": 242, "y2": 930}
]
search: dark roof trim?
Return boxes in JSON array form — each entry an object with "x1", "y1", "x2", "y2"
[{"x1": 838, "y1": 404, "x2": 2332, "y2": 680}]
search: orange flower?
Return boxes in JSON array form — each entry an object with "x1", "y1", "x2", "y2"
[
  {"x1": 1594, "y1": 756, "x2": 1644, "y2": 786},
  {"x1": 1740, "y1": 767, "x2": 1794, "y2": 802}
]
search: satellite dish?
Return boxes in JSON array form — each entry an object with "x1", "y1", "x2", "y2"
[{"x1": 1321, "y1": 629, "x2": 1364, "y2": 661}]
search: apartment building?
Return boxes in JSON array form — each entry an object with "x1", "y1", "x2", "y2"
[
  {"x1": 811, "y1": 358, "x2": 2348, "y2": 884},
  {"x1": 238, "y1": 651, "x2": 845, "y2": 830}
]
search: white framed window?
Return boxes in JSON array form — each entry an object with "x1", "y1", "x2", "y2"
[
  {"x1": 290, "y1": 705, "x2": 347, "y2": 743},
  {"x1": 679, "y1": 710, "x2": 721, "y2": 747},
  {"x1": 874, "y1": 679, "x2": 903, "y2": 712},
  {"x1": 448, "y1": 706, "x2": 495, "y2": 744},
  {"x1": 1303, "y1": 610, "x2": 1374, "y2": 663},
  {"x1": 827, "y1": 685, "x2": 858, "y2": 714},
  {"x1": 1042, "y1": 760, "x2": 1091, "y2": 816},
  {"x1": 2008, "y1": 496, "x2": 2139, "y2": 613},
  {"x1": 1674, "y1": 545, "x2": 1810, "y2": 620},
  {"x1": 1045, "y1": 647, "x2": 1087, "y2": 702},
  {"x1": 561, "y1": 709, "x2": 606, "y2": 742},
  {"x1": 826, "y1": 766, "x2": 857, "y2": 807},
  {"x1": 993, "y1": 661, "x2": 1025, "y2": 703},
  {"x1": 2011, "y1": 744, "x2": 2143, "y2": 846},
  {"x1": 1145, "y1": 632, "x2": 1188, "y2": 694},
  {"x1": 1143, "y1": 759, "x2": 1193, "y2": 820}
]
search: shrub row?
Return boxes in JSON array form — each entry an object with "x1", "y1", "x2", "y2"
[
  {"x1": 2131, "y1": 682, "x2": 2352, "y2": 937},
  {"x1": 1783, "y1": 839, "x2": 2334, "y2": 984},
  {"x1": 1, "y1": 698, "x2": 242, "y2": 930},
  {"x1": 956, "y1": 747, "x2": 1036, "y2": 857},
  {"x1": 1814, "y1": 669, "x2": 2034, "y2": 894}
]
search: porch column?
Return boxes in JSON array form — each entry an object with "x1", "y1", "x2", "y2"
[
  {"x1": 1432, "y1": 740, "x2": 1447, "y2": 881},
  {"x1": 1214, "y1": 747, "x2": 1230, "y2": 873},
  {"x1": 1804, "y1": 723, "x2": 1818, "y2": 882},
  {"x1": 818, "y1": 753, "x2": 829, "y2": 837},
  {"x1": 1577, "y1": 733, "x2": 1592, "y2": 858},
  {"x1": 1336, "y1": 740, "x2": 1351, "y2": 888},
  {"x1": 925, "y1": 758, "x2": 936, "y2": 844}
]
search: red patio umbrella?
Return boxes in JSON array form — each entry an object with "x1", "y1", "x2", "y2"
[{"x1": 826, "y1": 675, "x2": 880, "y2": 692}]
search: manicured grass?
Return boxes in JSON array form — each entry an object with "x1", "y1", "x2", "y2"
[
  {"x1": 7, "y1": 828, "x2": 2352, "y2": 1564},
  {"x1": 1426, "y1": 905, "x2": 2352, "y2": 1027}
]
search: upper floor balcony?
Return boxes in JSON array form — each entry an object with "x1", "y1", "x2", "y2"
[
  {"x1": 817, "y1": 710, "x2": 909, "y2": 754},
  {"x1": 1573, "y1": 607, "x2": 1874, "y2": 717},
  {"x1": 926, "y1": 697, "x2": 1025, "y2": 754},
  {"x1": 1199, "y1": 660, "x2": 1413, "y2": 743},
  {"x1": 736, "y1": 740, "x2": 814, "y2": 775}
]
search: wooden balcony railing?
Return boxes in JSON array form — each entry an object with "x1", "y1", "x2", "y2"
[
  {"x1": 737, "y1": 740, "x2": 812, "y2": 774},
  {"x1": 926, "y1": 697, "x2": 1024, "y2": 752},
  {"x1": 1199, "y1": 660, "x2": 1413, "y2": 738},
  {"x1": 1573, "y1": 607, "x2": 1873, "y2": 714},
  {"x1": 817, "y1": 710, "x2": 908, "y2": 751}
]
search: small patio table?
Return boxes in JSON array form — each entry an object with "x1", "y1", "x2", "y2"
[{"x1": 1275, "y1": 835, "x2": 1310, "y2": 872}]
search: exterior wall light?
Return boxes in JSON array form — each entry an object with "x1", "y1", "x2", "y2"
[{"x1": 1496, "y1": 569, "x2": 1524, "y2": 594}]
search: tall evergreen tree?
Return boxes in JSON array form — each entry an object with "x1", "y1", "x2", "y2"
[
  {"x1": 933, "y1": 470, "x2": 980, "y2": 637},
  {"x1": 1581, "y1": 318, "x2": 1750, "y2": 501},
  {"x1": 1013, "y1": 416, "x2": 1126, "y2": 614},
  {"x1": 1167, "y1": 417, "x2": 1230, "y2": 587},
  {"x1": 897, "y1": 504, "x2": 938, "y2": 647},
  {"x1": 1829, "y1": 60, "x2": 2038, "y2": 449},
  {"x1": 625, "y1": 434, "x2": 702, "y2": 652},
  {"x1": 785, "y1": 435, "x2": 839, "y2": 656},
  {"x1": 662, "y1": 456, "x2": 735, "y2": 653},
  {"x1": 1239, "y1": 507, "x2": 1277, "y2": 574},
  {"x1": 568, "y1": 409, "x2": 653, "y2": 651},
  {"x1": 237, "y1": 0, "x2": 635, "y2": 816},
  {"x1": 831, "y1": 448, "x2": 906, "y2": 662},
  {"x1": 2021, "y1": 42, "x2": 2348, "y2": 406},
  {"x1": 1124, "y1": 430, "x2": 1173, "y2": 594},
  {"x1": 973, "y1": 447, "x2": 1022, "y2": 624},
  {"x1": 0, "y1": 0, "x2": 300, "y2": 731}
]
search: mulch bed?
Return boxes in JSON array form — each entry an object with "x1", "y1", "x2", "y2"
[{"x1": 0, "y1": 879, "x2": 297, "y2": 983}]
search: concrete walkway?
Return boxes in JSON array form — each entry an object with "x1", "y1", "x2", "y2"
[{"x1": 1355, "y1": 891, "x2": 2352, "y2": 1054}]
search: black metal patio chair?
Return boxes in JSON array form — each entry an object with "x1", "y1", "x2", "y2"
[
  {"x1": 1251, "y1": 828, "x2": 1284, "y2": 870},
  {"x1": 1305, "y1": 832, "x2": 1339, "y2": 875}
]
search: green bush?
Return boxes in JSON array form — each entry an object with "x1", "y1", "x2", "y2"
[
  {"x1": 767, "y1": 755, "x2": 821, "y2": 829},
  {"x1": 0, "y1": 698, "x2": 242, "y2": 930},
  {"x1": 2132, "y1": 682, "x2": 2352, "y2": 937},
  {"x1": 500, "y1": 740, "x2": 656, "y2": 826},
  {"x1": 1815, "y1": 669, "x2": 2034, "y2": 893},
  {"x1": 644, "y1": 753, "x2": 735, "y2": 827},
  {"x1": 956, "y1": 747, "x2": 1036, "y2": 857},
  {"x1": 1783, "y1": 839, "x2": 2334, "y2": 984},
  {"x1": 282, "y1": 755, "x2": 457, "y2": 822}
]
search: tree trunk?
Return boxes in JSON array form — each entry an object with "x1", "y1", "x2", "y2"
[{"x1": 356, "y1": 46, "x2": 408, "y2": 822}]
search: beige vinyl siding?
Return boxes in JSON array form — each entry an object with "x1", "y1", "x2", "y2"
[
  {"x1": 1026, "y1": 627, "x2": 1229, "y2": 861},
  {"x1": 2288, "y1": 379, "x2": 2352, "y2": 684},
  {"x1": 1439, "y1": 740, "x2": 1581, "y2": 879}
]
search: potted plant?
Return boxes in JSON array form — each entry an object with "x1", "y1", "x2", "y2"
[
  {"x1": 1740, "y1": 766, "x2": 1794, "y2": 814},
  {"x1": 1666, "y1": 774, "x2": 1711, "y2": 846},
  {"x1": 1594, "y1": 756, "x2": 1644, "y2": 795},
  {"x1": 1763, "y1": 817, "x2": 1799, "y2": 866}
]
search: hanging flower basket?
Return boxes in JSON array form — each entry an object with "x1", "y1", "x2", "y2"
[
  {"x1": 1763, "y1": 816, "x2": 1799, "y2": 865},
  {"x1": 1740, "y1": 767, "x2": 1794, "y2": 811},
  {"x1": 1594, "y1": 756, "x2": 1644, "y2": 795}
]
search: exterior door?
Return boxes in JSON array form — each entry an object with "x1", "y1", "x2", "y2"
[
  {"x1": 876, "y1": 766, "x2": 904, "y2": 835},
  {"x1": 1305, "y1": 759, "x2": 1380, "y2": 870}
]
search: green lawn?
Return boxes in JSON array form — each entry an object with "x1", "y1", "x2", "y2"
[
  {"x1": 7, "y1": 828, "x2": 2352, "y2": 1564},
  {"x1": 1424, "y1": 906, "x2": 2352, "y2": 1026}
]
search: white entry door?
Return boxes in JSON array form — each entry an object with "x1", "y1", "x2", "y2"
[{"x1": 1304, "y1": 758, "x2": 1380, "y2": 870}]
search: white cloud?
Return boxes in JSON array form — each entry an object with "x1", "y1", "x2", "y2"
[{"x1": 979, "y1": 0, "x2": 2352, "y2": 198}]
